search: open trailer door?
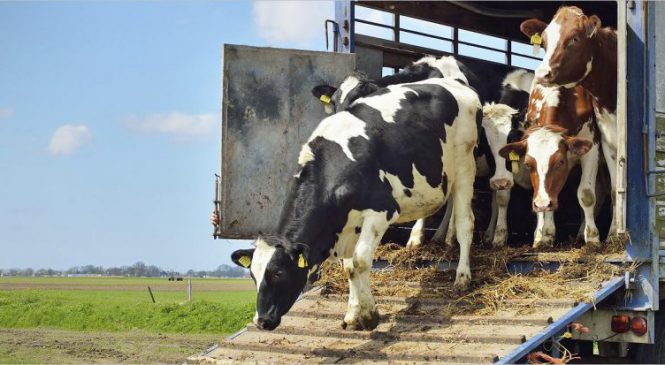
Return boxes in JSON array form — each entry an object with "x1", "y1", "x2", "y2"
[{"x1": 216, "y1": 45, "x2": 356, "y2": 239}]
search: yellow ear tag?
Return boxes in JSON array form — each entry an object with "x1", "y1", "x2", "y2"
[
  {"x1": 530, "y1": 32, "x2": 542, "y2": 45},
  {"x1": 509, "y1": 151, "x2": 520, "y2": 174},
  {"x1": 319, "y1": 94, "x2": 331, "y2": 104},
  {"x1": 238, "y1": 256, "x2": 251, "y2": 268},
  {"x1": 530, "y1": 33, "x2": 542, "y2": 56},
  {"x1": 297, "y1": 253, "x2": 308, "y2": 268}
]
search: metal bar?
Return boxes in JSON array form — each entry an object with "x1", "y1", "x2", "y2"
[
  {"x1": 453, "y1": 27, "x2": 459, "y2": 56},
  {"x1": 355, "y1": 18, "x2": 395, "y2": 30},
  {"x1": 506, "y1": 39, "x2": 512, "y2": 66},
  {"x1": 496, "y1": 277, "x2": 625, "y2": 365},
  {"x1": 393, "y1": 13, "x2": 400, "y2": 43}
]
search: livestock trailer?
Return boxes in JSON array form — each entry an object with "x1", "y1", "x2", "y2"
[{"x1": 203, "y1": 1, "x2": 665, "y2": 363}]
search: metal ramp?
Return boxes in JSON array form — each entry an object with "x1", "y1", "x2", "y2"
[{"x1": 187, "y1": 276, "x2": 624, "y2": 364}]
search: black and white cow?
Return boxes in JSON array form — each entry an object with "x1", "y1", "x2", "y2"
[
  {"x1": 232, "y1": 77, "x2": 481, "y2": 331},
  {"x1": 312, "y1": 55, "x2": 512, "y2": 248},
  {"x1": 481, "y1": 69, "x2": 535, "y2": 246}
]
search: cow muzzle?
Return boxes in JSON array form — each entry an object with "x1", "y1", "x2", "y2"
[
  {"x1": 490, "y1": 177, "x2": 514, "y2": 191},
  {"x1": 255, "y1": 316, "x2": 281, "y2": 331},
  {"x1": 532, "y1": 196, "x2": 557, "y2": 212}
]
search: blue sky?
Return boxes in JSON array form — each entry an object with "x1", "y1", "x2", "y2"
[{"x1": 0, "y1": 1, "x2": 333, "y2": 271}]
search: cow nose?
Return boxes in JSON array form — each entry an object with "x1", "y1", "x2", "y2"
[
  {"x1": 255, "y1": 317, "x2": 279, "y2": 331},
  {"x1": 532, "y1": 200, "x2": 553, "y2": 212},
  {"x1": 490, "y1": 178, "x2": 513, "y2": 191}
]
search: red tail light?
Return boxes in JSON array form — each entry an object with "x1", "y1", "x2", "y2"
[
  {"x1": 611, "y1": 315, "x2": 631, "y2": 333},
  {"x1": 630, "y1": 316, "x2": 648, "y2": 336}
]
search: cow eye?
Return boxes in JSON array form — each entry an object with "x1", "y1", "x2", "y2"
[
  {"x1": 557, "y1": 159, "x2": 565, "y2": 167},
  {"x1": 568, "y1": 36, "x2": 580, "y2": 47},
  {"x1": 273, "y1": 270, "x2": 284, "y2": 278}
]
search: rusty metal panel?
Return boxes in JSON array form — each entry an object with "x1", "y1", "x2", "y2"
[{"x1": 220, "y1": 45, "x2": 356, "y2": 238}]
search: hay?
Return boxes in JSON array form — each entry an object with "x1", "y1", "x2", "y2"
[{"x1": 314, "y1": 235, "x2": 633, "y2": 316}]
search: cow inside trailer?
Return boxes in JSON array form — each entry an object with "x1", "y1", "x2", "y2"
[{"x1": 338, "y1": 1, "x2": 618, "y2": 246}]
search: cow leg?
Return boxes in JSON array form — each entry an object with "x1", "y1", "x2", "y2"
[
  {"x1": 483, "y1": 191, "x2": 498, "y2": 245},
  {"x1": 492, "y1": 189, "x2": 510, "y2": 247},
  {"x1": 578, "y1": 144, "x2": 600, "y2": 246},
  {"x1": 445, "y1": 204, "x2": 456, "y2": 247},
  {"x1": 406, "y1": 219, "x2": 426, "y2": 249},
  {"x1": 533, "y1": 211, "x2": 555, "y2": 248},
  {"x1": 601, "y1": 139, "x2": 618, "y2": 236},
  {"x1": 342, "y1": 211, "x2": 392, "y2": 331},
  {"x1": 452, "y1": 153, "x2": 475, "y2": 289},
  {"x1": 431, "y1": 201, "x2": 453, "y2": 245}
]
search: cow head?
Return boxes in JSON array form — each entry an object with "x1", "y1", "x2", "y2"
[
  {"x1": 312, "y1": 74, "x2": 379, "y2": 114},
  {"x1": 499, "y1": 126, "x2": 592, "y2": 212},
  {"x1": 520, "y1": 6, "x2": 600, "y2": 88},
  {"x1": 482, "y1": 103, "x2": 520, "y2": 190},
  {"x1": 231, "y1": 236, "x2": 310, "y2": 330}
]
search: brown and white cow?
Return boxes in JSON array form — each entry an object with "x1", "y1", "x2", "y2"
[
  {"x1": 500, "y1": 84, "x2": 600, "y2": 248},
  {"x1": 520, "y1": 6, "x2": 618, "y2": 235}
]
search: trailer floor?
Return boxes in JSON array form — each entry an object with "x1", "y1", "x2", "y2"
[{"x1": 187, "y1": 287, "x2": 577, "y2": 364}]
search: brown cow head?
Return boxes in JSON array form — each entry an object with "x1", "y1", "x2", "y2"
[
  {"x1": 520, "y1": 6, "x2": 601, "y2": 88},
  {"x1": 499, "y1": 126, "x2": 592, "y2": 212}
]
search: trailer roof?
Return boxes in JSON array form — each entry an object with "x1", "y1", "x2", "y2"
[{"x1": 357, "y1": 1, "x2": 617, "y2": 43}]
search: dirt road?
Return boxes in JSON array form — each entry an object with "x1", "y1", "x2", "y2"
[{"x1": 0, "y1": 328, "x2": 222, "y2": 364}]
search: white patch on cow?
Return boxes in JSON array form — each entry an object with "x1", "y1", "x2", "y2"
[
  {"x1": 530, "y1": 84, "x2": 560, "y2": 121},
  {"x1": 297, "y1": 144, "x2": 314, "y2": 166},
  {"x1": 250, "y1": 238, "x2": 276, "y2": 323},
  {"x1": 356, "y1": 84, "x2": 418, "y2": 123},
  {"x1": 501, "y1": 69, "x2": 535, "y2": 93},
  {"x1": 535, "y1": 19, "x2": 562, "y2": 80},
  {"x1": 482, "y1": 103, "x2": 517, "y2": 188},
  {"x1": 333, "y1": 209, "x2": 364, "y2": 260},
  {"x1": 406, "y1": 218, "x2": 425, "y2": 248},
  {"x1": 250, "y1": 238, "x2": 276, "y2": 290},
  {"x1": 414, "y1": 55, "x2": 468, "y2": 84},
  {"x1": 379, "y1": 164, "x2": 445, "y2": 222},
  {"x1": 305, "y1": 111, "x2": 369, "y2": 161},
  {"x1": 526, "y1": 128, "x2": 563, "y2": 209},
  {"x1": 338, "y1": 76, "x2": 360, "y2": 106},
  {"x1": 563, "y1": 58, "x2": 594, "y2": 88}
]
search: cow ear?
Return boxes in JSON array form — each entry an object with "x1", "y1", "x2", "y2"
[
  {"x1": 312, "y1": 85, "x2": 337, "y2": 101},
  {"x1": 499, "y1": 140, "x2": 527, "y2": 160},
  {"x1": 520, "y1": 18, "x2": 547, "y2": 38},
  {"x1": 288, "y1": 243, "x2": 310, "y2": 269},
  {"x1": 566, "y1": 136, "x2": 593, "y2": 156},
  {"x1": 585, "y1": 15, "x2": 601, "y2": 38},
  {"x1": 231, "y1": 249, "x2": 255, "y2": 268}
]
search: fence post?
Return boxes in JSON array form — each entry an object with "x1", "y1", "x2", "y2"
[
  {"x1": 147, "y1": 286, "x2": 155, "y2": 303},
  {"x1": 188, "y1": 280, "x2": 192, "y2": 302}
]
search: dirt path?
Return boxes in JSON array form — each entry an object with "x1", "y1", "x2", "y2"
[{"x1": 0, "y1": 328, "x2": 223, "y2": 364}]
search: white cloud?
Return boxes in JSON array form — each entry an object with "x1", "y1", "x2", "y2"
[
  {"x1": 125, "y1": 112, "x2": 217, "y2": 138},
  {"x1": 47, "y1": 124, "x2": 92, "y2": 156},
  {"x1": 0, "y1": 107, "x2": 14, "y2": 120},
  {"x1": 253, "y1": 1, "x2": 333, "y2": 48}
]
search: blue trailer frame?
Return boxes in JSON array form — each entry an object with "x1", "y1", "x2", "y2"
[{"x1": 335, "y1": 0, "x2": 663, "y2": 360}]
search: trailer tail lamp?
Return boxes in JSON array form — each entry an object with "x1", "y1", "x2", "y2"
[
  {"x1": 611, "y1": 315, "x2": 631, "y2": 333},
  {"x1": 630, "y1": 316, "x2": 648, "y2": 336}
]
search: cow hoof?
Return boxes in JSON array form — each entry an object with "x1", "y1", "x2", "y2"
[
  {"x1": 533, "y1": 238, "x2": 553, "y2": 249},
  {"x1": 406, "y1": 239, "x2": 422, "y2": 249},
  {"x1": 342, "y1": 309, "x2": 380, "y2": 331},
  {"x1": 492, "y1": 229, "x2": 507, "y2": 247},
  {"x1": 454, "y1": 269, "x2": 471, "y2": 290}
]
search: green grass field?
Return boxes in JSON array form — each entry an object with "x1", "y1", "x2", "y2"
[{"x1": 0, "y1": 277, "x2": 256, "y2": 335}]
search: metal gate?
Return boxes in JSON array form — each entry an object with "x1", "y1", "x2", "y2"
[{"x1": 218, "y1": 45, "x2": 356, "y2": 238}]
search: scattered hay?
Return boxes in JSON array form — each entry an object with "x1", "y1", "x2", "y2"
[{"x1": 314, "y1": 235, "x2": 633, "y2": 316}]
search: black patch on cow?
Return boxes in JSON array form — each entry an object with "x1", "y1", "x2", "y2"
[
  {"x1": 403, "y1": 189, "x2": 412, "y2": 197},
  {"x1": 355, "y1": 227, "x2": 361, "y2": 234},
  {"x1": 378, "y1": 63, "x2": 443, "y2": 86},
  {"x1": 442, "y1": 173, "x2": 448, "y2": 196},
  {"x1": 499, "y1": 86, "x2": 530, "y2": 130}
]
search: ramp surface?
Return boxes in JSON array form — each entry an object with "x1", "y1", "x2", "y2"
[{"x1": 188, "y1": 284, "x2": 577, "y2": 364}]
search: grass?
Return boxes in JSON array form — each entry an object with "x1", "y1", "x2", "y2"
[{"x1": 0, "y1": 277, "x2": 256, "y2": 335}]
